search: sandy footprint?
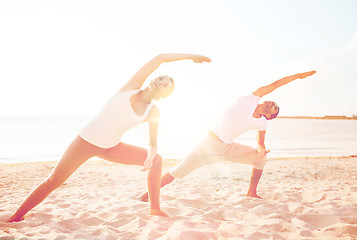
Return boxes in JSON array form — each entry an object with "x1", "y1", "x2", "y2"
[
  {"x1": 296, "y1": 214, "x2": 340, "y2": 229},
  {"x1": 202, "y1": 209, "x2": 226, "y2": 221},
  {"x1": 234, "y1": 197, "x2": 263, "y2": 207},
  {"x1": 180, "y1": 198, "x2": 209, "y2": 208},
  {"x1": 31, "y1": 212, "x2": 53, "y2": 222},
  {"x1": 104, "y1": 218, "x2": 130, "y2": 228},
  {"x1": 298, "y1": 229, "x2": 315, "y2": 238},
  {"x1": 56, "y1": 218, "x2": 82, "y2": 233},
  {"x1": 286, "y1": 192, "x2": 303, "y2": 202},
  {"x1": 323, "y1": 223, "x2": 357, "y2": 239},
  {"x1": 130, "y1": 203, "x2": 148, "y2": 211},
  {"x1": 218, "y1": 222, "x2": 242, "y2": 234},
  {"x1": 249, "y1": 203, "x2": 276, "y2": 215},
  {"x1": 340, "y1": 216, "x2": 357, "y2": 225},
  {"x1": 80, "y1": 216, "x2": 105, "y2": 226},
  {"x1": 264, "y1": 191, "x2": 285, "y2": 201},
  {"x1": 301, "y1": 191, "x2": 327, "y2": 203},
  {"x1": 97, "y1": 211, "x2": 116, "y2": 220},
  {"x1": 58, "y1": 203, "x2": 71, "y2": 208},
  {"x1": 176, "y1": 230, "x2": 216, "y2": 240},
  {"x1": 121, "y1": 217, "x2": 148, "y2": 231},
  {"x1": 287, "y1": 202, "x2": 308, "y2": 214}
]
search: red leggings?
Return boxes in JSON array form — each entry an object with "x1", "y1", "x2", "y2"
[{"x1": 10, "y1": 136, "x2": 162, "y2": 221}]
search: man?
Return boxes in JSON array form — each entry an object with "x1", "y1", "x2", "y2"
[{"x1": 140, "y1": 70, "x2": 316, "y2": 201}]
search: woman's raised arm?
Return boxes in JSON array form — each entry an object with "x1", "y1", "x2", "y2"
[{"x1": 120, "y1": 53, "x2": 211, "y2": 92}]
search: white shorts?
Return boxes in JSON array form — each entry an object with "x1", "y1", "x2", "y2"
[{"x1": 169, "y1": 135, "x2": 266, "y2": 178}]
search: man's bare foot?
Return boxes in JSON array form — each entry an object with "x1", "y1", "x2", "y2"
[
  {"x1": 139, "y1": 193, "x2": 149, "y2": 202},
  {"x1": 149, "y1": 209, "x2": 169, "y2": 217},
  {"x1": 7, "y1": 215, "x2": 24, "y2": 222},
  {"x1": 246, "y1": 192, "x2": 262, "y2": 199}
]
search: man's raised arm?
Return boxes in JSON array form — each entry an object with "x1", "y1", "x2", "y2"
[{"x1": 252, "y1": 70, "x2": 316, "y2": 97}]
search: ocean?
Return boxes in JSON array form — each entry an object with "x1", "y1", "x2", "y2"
[{"x1": 1, "y1": 117, "x2": 356, "y2": 163}]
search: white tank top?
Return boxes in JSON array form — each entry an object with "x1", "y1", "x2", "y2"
[
  {"x1": 211, "y1": 94, "x2": 267, "y2": 144},
  {"x1": 80, "y1": 90, "x2": 153, "y2": 148}
]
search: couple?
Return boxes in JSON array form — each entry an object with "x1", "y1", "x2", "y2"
[{"x1": 7, "y1": 53, "x2": 316, "y2": 221}]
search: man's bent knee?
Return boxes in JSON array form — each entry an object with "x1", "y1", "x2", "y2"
[{"x1": 253, "y1": 156, "x2": 267, "y2": 170}]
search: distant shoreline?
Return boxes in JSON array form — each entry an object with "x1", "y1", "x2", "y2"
[
  {"x1": 0, "y1": 115, "x2": 357, "y2": 120},
  {"x1": 278, "y1": 115, "x2": 357, "y2": 120},
  {"x1": 1, "y1": 155, "x2": 356, "y2": 165}
]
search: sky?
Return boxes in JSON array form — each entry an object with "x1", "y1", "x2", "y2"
[{"x1": 1, "y1": 0, "x2": 357, "y2": 122}]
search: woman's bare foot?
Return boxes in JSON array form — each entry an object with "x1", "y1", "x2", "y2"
[
  {"x1": 139, "y1": 193, "x2": 149, "y2": 202},
  {"x1": 149, "y1": 208, "x2": 169, "y2": 217}
]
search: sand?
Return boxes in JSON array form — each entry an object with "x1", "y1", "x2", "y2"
[{"x1": 0, "y1": 156, "x2": 356, "y2": 240}]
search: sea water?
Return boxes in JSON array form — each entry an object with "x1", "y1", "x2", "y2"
[{"x1": 0, "y1": 117, "x2": 356, "y2": 163}]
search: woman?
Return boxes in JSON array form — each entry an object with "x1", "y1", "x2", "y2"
[{"x1": 7, "y1": 53, "x2": 211, "y2": 221}]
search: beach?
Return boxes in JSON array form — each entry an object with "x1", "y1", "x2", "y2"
[{"x1": 0, "y1": 156, "x2": 356, "y2": 239}]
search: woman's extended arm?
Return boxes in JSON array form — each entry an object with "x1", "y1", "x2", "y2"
[
  {"x1": 120, "y1": 53, "x2": 211, "y2": 92},
  {"x1": 141, "y1": 106, "x2": 160, "y2": 171},
  {"x1": 252, "y1": 70, "x2": 316, "y2": 97}
]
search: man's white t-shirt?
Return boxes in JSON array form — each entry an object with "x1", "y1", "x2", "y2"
[{"x1": 211, "y1": 94, "x2": 267, "y2": 144}]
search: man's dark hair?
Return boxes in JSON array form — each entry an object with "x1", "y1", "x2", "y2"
[{"x1": 266, "y1": 106, "x2": 279, "y2": 120}]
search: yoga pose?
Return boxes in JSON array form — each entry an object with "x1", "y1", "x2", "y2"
[
  {"x1": 7, "y1": 53, "x2": 211, "y2": 222},
  {"x1": 140, "y1": 70, "x2": 316, "y2": 201}
]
